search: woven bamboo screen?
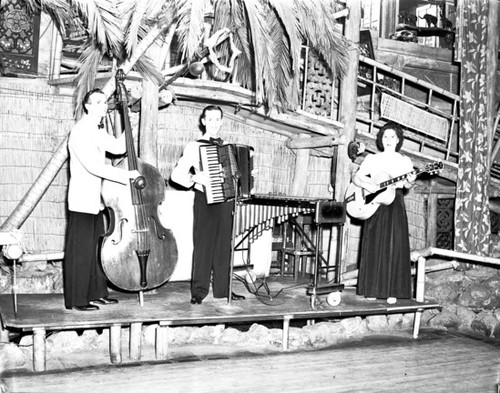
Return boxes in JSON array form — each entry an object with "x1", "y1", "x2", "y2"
[
  {"x1": 0, "y1": 79, "x2": 74, "y2": 252},
  {"x1": 380, "y1": 93, "x2": 449, "y2": 142},
  {"x1": 158, "y1": 103, "x2": 333, "y2": 198}
]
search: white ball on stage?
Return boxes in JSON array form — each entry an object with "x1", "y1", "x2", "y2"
[{"x1": 326, "y1": 291, "x2": 341, "y2": 306}]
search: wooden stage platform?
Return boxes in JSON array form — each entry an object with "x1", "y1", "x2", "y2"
[{"x1": 0, "y1": 277, "x2": 440, "y2": 372}]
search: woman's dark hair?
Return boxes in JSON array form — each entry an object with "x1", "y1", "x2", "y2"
[
  {"x1": 82, "y1": 88, "x2": 105, "y2": 114},
  {"x1": 199, "y1": 105, "x2": 223, "y2": 131},
  {"x1": 376, "y1": 121, "x2": 404, "y2": 152}
]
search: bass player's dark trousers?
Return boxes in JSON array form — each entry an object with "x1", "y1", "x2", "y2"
[
  {"x1": 191, "y1": 190, "x2": 234, "y2": 300},
  {"x1": 63, "y1": 211, "x2": 109, "y2": 308}
]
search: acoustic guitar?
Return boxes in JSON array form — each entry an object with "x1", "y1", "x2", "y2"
[{"x1": 345, "y1": 161, "x2": 443, "y2": 220}]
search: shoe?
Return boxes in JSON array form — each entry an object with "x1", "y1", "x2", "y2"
[
  {"x1": 90, "y1": 296, "x2": 119, "y2": 305},
  {"x1": 190, "y1": 296, "x2": 202, "y2": 305},
  {"x1": 231, "y1": 292, "x2": 245, "y2": 301},
  {"x1": 72, "y1": 305, "x2": 99, "y2": 311}
]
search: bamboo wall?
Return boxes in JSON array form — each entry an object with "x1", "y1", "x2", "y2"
[
  {"x1": 0, "y1": 82, "x2": 426, "y2": 273},
  {"x1": 157, "y1": 102, "x2": 332, "y2": 198},
  {"x1": 0, "y1": 78, "x2": 74, "y2": 252}
]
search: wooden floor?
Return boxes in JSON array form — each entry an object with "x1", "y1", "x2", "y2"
[{"x1": 2, "y1": 329, "x2": 499, "y2": 393}]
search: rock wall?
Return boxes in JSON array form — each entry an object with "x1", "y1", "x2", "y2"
[{"x1": 421, "y1": 264, "x2": 500, "y2": 338}]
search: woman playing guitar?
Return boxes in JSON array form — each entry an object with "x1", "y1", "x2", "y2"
[{"x1": 352, "y1": 122, "x2": 416, "y2": 305}]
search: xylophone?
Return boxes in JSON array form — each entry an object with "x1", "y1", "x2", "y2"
[
  {"x1": 231, "y1": 195, "x2": 346, "y2": 309},
  {"x1": 235, "y1": 194, "x2": 346, "y2": 241}
]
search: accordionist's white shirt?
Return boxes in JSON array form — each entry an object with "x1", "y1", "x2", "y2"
[{"x1": 171, "y1": 138, "x2": 222, "y2": 192}]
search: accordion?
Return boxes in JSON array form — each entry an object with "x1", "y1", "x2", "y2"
[{"x1": 199, "y1": 143, "x2": 254, "y2": 204}]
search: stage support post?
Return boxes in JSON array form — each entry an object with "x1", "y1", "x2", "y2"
[
  {"x1": 33, "y1": 327, "x2": 46, "y2": 372},
  {"x1": 110, "y1": 324, "x2": 122, "y2": 364},
  {"x1": 413, "y1": 256, "x2": 427, "y2": 339},
  {"x1": 156, "y1": 321, "x2": 170, "y2": 360},
  {"x1": 130, "y1": 322, "x2": 142, "y2": 361},
  {"x1": 282, "y1": 315, "x2": 292, "y2": 351}
]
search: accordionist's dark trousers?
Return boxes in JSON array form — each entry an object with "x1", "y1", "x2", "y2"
[
  {"x1": 63, "y1": 211, "x2": 109, "y2": 308},
  {"x1": 191, "y1": 190, "x2": 234, "y2": 300}
]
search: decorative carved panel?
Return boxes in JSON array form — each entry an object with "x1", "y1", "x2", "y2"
[
  {"x1": 0, "y1": 0, "x2": 40, "y2": 74},
  {"x1": 490, "y1": 211, "x2": 499, "y2": 235},
  {"x1": 302, "y1": 50, "x2": 334, "y2": 117},
  {"x1": 437, "y1": 198, "x2": 454, "y2": 250}
]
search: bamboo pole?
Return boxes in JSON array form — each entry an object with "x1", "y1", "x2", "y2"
[
  {"x1": 290, "y1": 134, "x2": 311, "y2": 196},
  {"x1": 486, "y1": 0, "x2": 499, "y2": 167},
  {"x1": 286, "y1": 135, "x2": 346, "y2": 149},
  {"x1": 336, "y1": 0, "x2": 361, "y2": 277}
]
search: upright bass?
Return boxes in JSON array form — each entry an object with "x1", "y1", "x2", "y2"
[{"x1": 100, "y1": 70, "x2": 178, "y2": 292}]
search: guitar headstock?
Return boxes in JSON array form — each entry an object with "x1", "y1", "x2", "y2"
[{"x1": 425, "y1": 161, "x2": 443, "y2": 175}]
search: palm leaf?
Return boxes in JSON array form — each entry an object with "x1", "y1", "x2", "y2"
[
  {"x1": 265, "y1": 0, "x2": 303, "y2": 109},
  {"x1": 68, "y1": 0, "x2": 123, "y2": 54},
  {"x1": 242, "y1": 0, "x2": 272, "y2": 105},
  {"x1": 295, "y1": 0, "x2": 349, "y2": 78},
  {"x1": 73, "y1": 45, "x2": 104, "y2": 115},
  {"x1": 174, "y1": 0, "x2": 206, "y2": 61},
  {"x1": 212, "y1": 0, "x2": 254, "y2": 89},
  {"x1": 119, "y1": 0, "x2": 171, "y2": 56},
  {"x1": 24, "y1": 0, "x2": 72, "y2": 35}
]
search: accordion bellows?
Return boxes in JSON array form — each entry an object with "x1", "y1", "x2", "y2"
[{"x1": 199, "y1": 143, "x2": 254, "y2": 204}]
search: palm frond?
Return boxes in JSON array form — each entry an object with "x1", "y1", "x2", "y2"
[
  {"x1": 73, "y1": 45, "x2": 103, "y2": 116},
  {"x1": 24, "y1": 0, "x2": 72, "y2": 35},
  {"x1": 132, "y1": 54, "x2": 164, "y2": 84},
  {"x1": 266, "y1": 0, "x2": 303, "y2": 109},
  {"x1": 295, "y1": 0, "x2": 349, "y2": 78},
  {"x1": 173, "y1": 0, "x2": 206, "y2": 61},
  {"x1": 212, "y1": 0, "x2": 253, "y2": 90},
  {"x1": 240, "y1": 0, "x2": 272, "y2": 106},
  {"x1": 66, "y1": 0, "x2": 122, "y2": 55},
  {"x1": 119, "y1": 0, "x2": 148, "y2": 56}
]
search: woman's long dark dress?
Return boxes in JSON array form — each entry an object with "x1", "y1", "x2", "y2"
[{"x1": 356, "y1": 188, "x2": 412, "y2": 299}]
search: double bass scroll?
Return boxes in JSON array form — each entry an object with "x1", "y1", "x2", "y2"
[{"x1": 100, "y1": 70, "x2": 178, "y2": 292}]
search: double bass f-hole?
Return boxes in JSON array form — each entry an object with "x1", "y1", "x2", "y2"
[{"x1": 111, "y1": 218, "x2": 129, "y2": 245}]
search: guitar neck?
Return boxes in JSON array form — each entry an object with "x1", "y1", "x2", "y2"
[{"x1": 378, "y1": 168, "x2": 424, "y2": 189}]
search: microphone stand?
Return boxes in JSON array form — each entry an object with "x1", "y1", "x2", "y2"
[{"x1": 216, "y1": 171, "x2": 243, "y2": 314}]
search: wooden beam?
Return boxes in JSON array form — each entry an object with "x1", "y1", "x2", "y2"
[
  {"x1": 177, "y1": 97, "x2": 342, "y2": 138},
  {"x1": 487, "y1": 0, "x2": 499, "y2": 171},
  {"x1": 140, "y1": 79, "x2": 159, "y2": 165},
  {"x1": 129, "y1": 322, "x2": 142, "y2": 361},
  {"x1": 490, "y1": 107, "x2": 500, "y2": 163},
  {"x1": 291, "y1": 134, "x2": 311, "y2": 195},
  {"x1": 110, "y1": 324, "x2": 122, "y2": 364},
  {"x1": 380, "y1": 0, "x2": 397, "y2": 39},
  {"x1": 156, "y1": 321, "x2": 170, "y2": 360},
  {"x1": 413, "y1": 185, "x2": 456, "y2": 195},
  {"x1": 425, "y1": 192, "x2": 438, "y2": 248},
  {"x1": 336, "y1": 0, "x2": 361, "y2": 201},
  {"x1": 286, "y1": 135, "x2": 346, "y2": 149},
  {"x1": 33, "y1": 328, "x2": 46, "y2": 372},
  {"x1": 489, "y1": 199, "x2": 500, "y2": 215}
]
